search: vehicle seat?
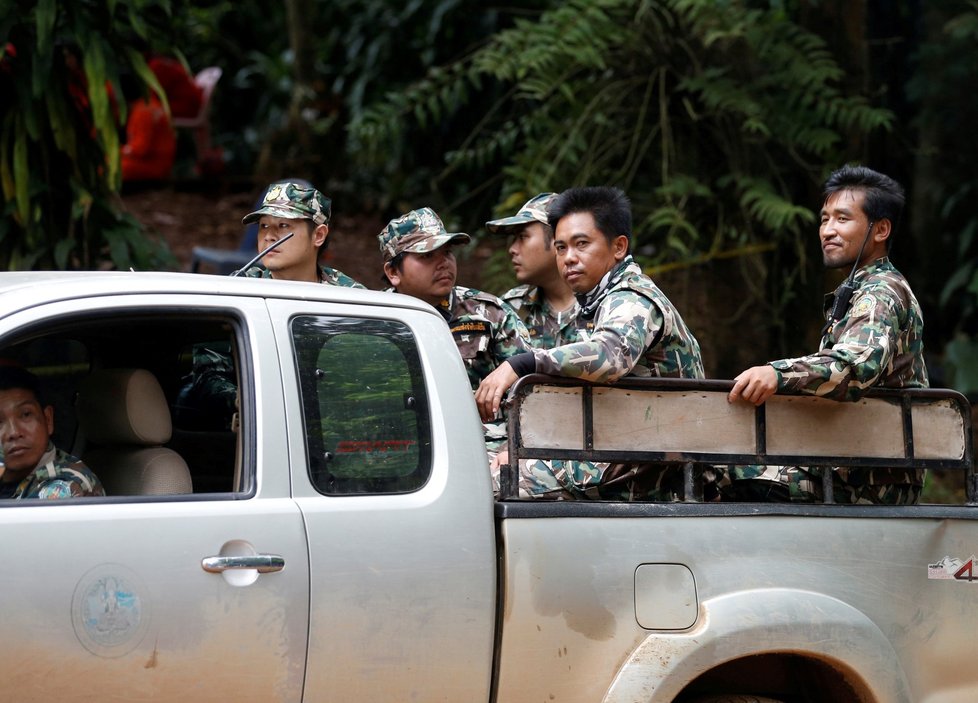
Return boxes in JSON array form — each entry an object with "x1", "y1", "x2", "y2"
[{"x1": 76, "y1": 368, "x2": 193, "y2": 495}]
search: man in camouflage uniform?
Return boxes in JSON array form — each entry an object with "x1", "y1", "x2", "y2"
[
  {"x1": 476, "y1": 186, "x2": 705, "y2": 499},
  {"x1": 173, "y1": 345, "x2": 238, "y2": 431},
  {"x1": 0, "y1": 366, "x2": 104, "y2": 499},
  {"x1": 240, "y1": 181, "x2": 364, "y2": 287},
  {"x1": 379, "y1": 207, "x2": 532, "y2": 460},
  {"x1": 727, "y1": 165, "x2": 927, "y2": 504},
  {"x1": 486, "y1": 193, "x2": 582, "y2": 348}
]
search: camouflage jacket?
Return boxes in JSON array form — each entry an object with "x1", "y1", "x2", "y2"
[
  {"x1": 173, "y1": 345, "x2": 238, "y2": 431},
  {"x1": 436, "y1": 286, "x2": 532, "y2": 390},
  {"x1": 501, "y1": 284, "x2": 583, "y2": 349},
  {"x1": 532, "y1": 257, "x2": 704, "y2": 382},
  {"x1": 242, "y1": 264, "x2": 365, "y2": 288},
  {"x1": 771, "y1": 257, "x2": 928, "y2": 401},
  {"x1": 1, "y1": 443, "x2": 105, "y2": 499}
]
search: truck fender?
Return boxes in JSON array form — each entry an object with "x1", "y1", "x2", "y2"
[{"x1": 603, "y1": 587, "x2": 910, "y2": 703}]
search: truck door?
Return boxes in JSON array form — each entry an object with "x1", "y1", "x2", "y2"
[
  {"x1": 268, "y1": 302, "x2": 497, "y2": 702},
  {"x1": 0, "y1": 295, "x2": 310, "y2": 702}
]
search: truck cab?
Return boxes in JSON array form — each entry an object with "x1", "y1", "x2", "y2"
[{"x1": 0, "y1": 272, "x2": 496, "y2": 702}]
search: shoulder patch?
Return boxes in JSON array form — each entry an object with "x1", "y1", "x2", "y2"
[
  {"x1": 501, "y1": 284, "x2": 531, "y2": 301},
  {"x1": 467, "y1": 288, "x2": 506, "y2": 305},
  {"x1": 852, "y1": 294, "x2": 876, "y2": 317}
]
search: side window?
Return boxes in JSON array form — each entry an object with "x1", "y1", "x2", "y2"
[
  {"x1": 0, "y1": 313, "x2": 243, "y2": 499},
  {"x1": 292, "y1": 316, "x2": 432, "y2": 495}
]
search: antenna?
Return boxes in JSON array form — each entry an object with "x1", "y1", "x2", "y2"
[{"x1": 230, "y1": 232, "x2": 295, "y2": 277}]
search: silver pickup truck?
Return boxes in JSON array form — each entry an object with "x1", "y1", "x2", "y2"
[{"x1": 0, "y1": 271, "x2": 973, "y2": 703}]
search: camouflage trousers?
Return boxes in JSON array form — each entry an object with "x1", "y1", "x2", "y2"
[
  {"x1": 488, "y1": 452, "x2": 722, "y2": 501},
  {"x1": 722, "y1": 465, "x2": 924, "y2": 505}
]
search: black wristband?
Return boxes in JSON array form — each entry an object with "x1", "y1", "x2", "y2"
[{"x1": 507, "y1": 351, "x2": 536, "y2": 377}]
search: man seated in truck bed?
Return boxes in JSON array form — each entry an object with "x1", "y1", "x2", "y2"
[
  {"x1": 476, "y1": 186, "x2": 706, "y2": 500},
  {"x1": 379, "y1": 207, "x2": 532, "y2": 470},
  {"x1": 726, "y1": 165, "x2": 927, "y2": 504}
]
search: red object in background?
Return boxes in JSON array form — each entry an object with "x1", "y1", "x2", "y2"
[
  {"x1": 121, "y1": 94, "x2": 176, "y2": 181},
  {"x1": 148, "y1": 56, "x2": 203, "y2": 119},
  {"x1": 1, "y1": 42, "x2": 16, "y2": 75}
]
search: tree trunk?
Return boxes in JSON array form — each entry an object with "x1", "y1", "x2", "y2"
[{"x1": 255, "y1": 0, "x2": 317, "y2": 179}]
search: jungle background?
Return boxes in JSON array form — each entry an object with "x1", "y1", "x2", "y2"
[{"x1": 3, "y1": 0, "x2": 978, "y2": 499}]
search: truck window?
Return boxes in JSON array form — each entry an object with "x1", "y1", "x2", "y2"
[
  {"x1": 0, "y1": 312, "x2": 244, "y2": 498},
  {"x1": 292, "y1": 316, "x2": 432, "y2": 495}
]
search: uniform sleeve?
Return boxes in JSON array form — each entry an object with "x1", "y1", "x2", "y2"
[
  {"x1": 34, "y1": 459, "x2": 105, "y2": 499},
  {"x1": 532, "y1": 290, "x2": 658, "y2": 383},
  {"x1": 492, "y1": 301, "x2": 532, "y2": 361},
  {"x1": 331, "y1": 271, "x2": 366, "y2": 289},
  {"x1": 771, "y1": 286, "x2": 906, "y2": 401}
]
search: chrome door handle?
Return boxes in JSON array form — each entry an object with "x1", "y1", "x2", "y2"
[{"x1": 201, "y1": 554, "x2": 285, "y2": 573}]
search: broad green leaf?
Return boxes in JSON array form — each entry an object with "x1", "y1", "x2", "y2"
[
  {"x1": 103, "y1": 228, "x2": 130, "y2": 270},
  {"x1": 47, "y1": 85, "x2": 83, "y2": 163},
  {"x1": 944, "y1": 335, "x2": 978, "y2": 396},
  {"x1": 940, "y1": 263, "x2": 974, "y2": 308},
  {"x1": 54, "y1": 237, "x2": 75, "y2": 269},
  {"x1": 35, "y1": 0, "x2": 57, "y2": 55},
  {"x1": 0, "y1": 113, "x2": 13, "y2": 202},
  {"x1": 12, "y1": 117, "x2": 29, "y2": 225},
  {"x1": 126, "y1": 2, "x2": 148, "y2": 38},
  {"x1": 127, "y1": 48, "x2": 168, "y2": 113}
]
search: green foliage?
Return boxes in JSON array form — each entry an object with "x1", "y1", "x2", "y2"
[
  {"x1": 351, "y1": 0, "x2": 892, "y2": 287},
  {"x1": 907, "y1": 2, "x2": 978, "y2": 393},
  {"x1": 944, "y1": 334, "x2": 978, "y2": 397},
  {"x1": 174, "y1": 0, "x2": 544, "y2": 206},
  {"x1": 0, "y1": 0, "x2": 177, "y2": 270},
  {"x1": 320, "y1": 0, "x2": 548, "y2": 209}
]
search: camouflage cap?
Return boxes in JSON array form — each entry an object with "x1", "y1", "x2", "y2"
[
  {"x1": 191, "y1": 345, "x2": 232, "y2": 374},
  {"x1": 242, "y1": 182, "x2": 331, "y2": 226},
  {"x1": 485, "y1": 192, "x2": 556, "y2": 234},
  {"x1": 378, "y1": 207, "x2": 471, "y2": 262}
]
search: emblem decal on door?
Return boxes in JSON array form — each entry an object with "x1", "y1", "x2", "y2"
[{"x1": 72, "y1": 564, "x2": 151, "y2": 657}]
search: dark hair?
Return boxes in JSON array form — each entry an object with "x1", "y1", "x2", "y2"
[
  {"x1": 548, "y1": 186, "x2": 632, "y2": 245},
  {"x1": 381, "y1": 253, "x2": 405, "y2": 285},
  {"x1": 823, "y1": 165, "x2": 905, "y2": 244},
  {"x1": 0, "y1": 365, "x2": 42, "y2": 404},
  {"x1": 539, "y1": 222, "x2": 555, "y2": 249}
]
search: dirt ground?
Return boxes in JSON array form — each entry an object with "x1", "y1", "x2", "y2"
[{"x1": 120, "y1": 185, "x2": 494, "y2": 290}]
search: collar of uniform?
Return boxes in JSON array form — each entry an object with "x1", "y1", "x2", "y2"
[
  {"x1": 435, "y1": 287, "x2": 458, "y2": 323},
  {"x1": 854, "y1": 256, "x2": 891, "y2": 281},
  {"x1": 522, "y1": 285, "x2": 544, "y2": 308},
  {"x1": 577, "y1": 255, "x2": 637, "y2": 319},
  {"x1": 32, "y1": 443, "x2": 58, "y2": 480}
]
